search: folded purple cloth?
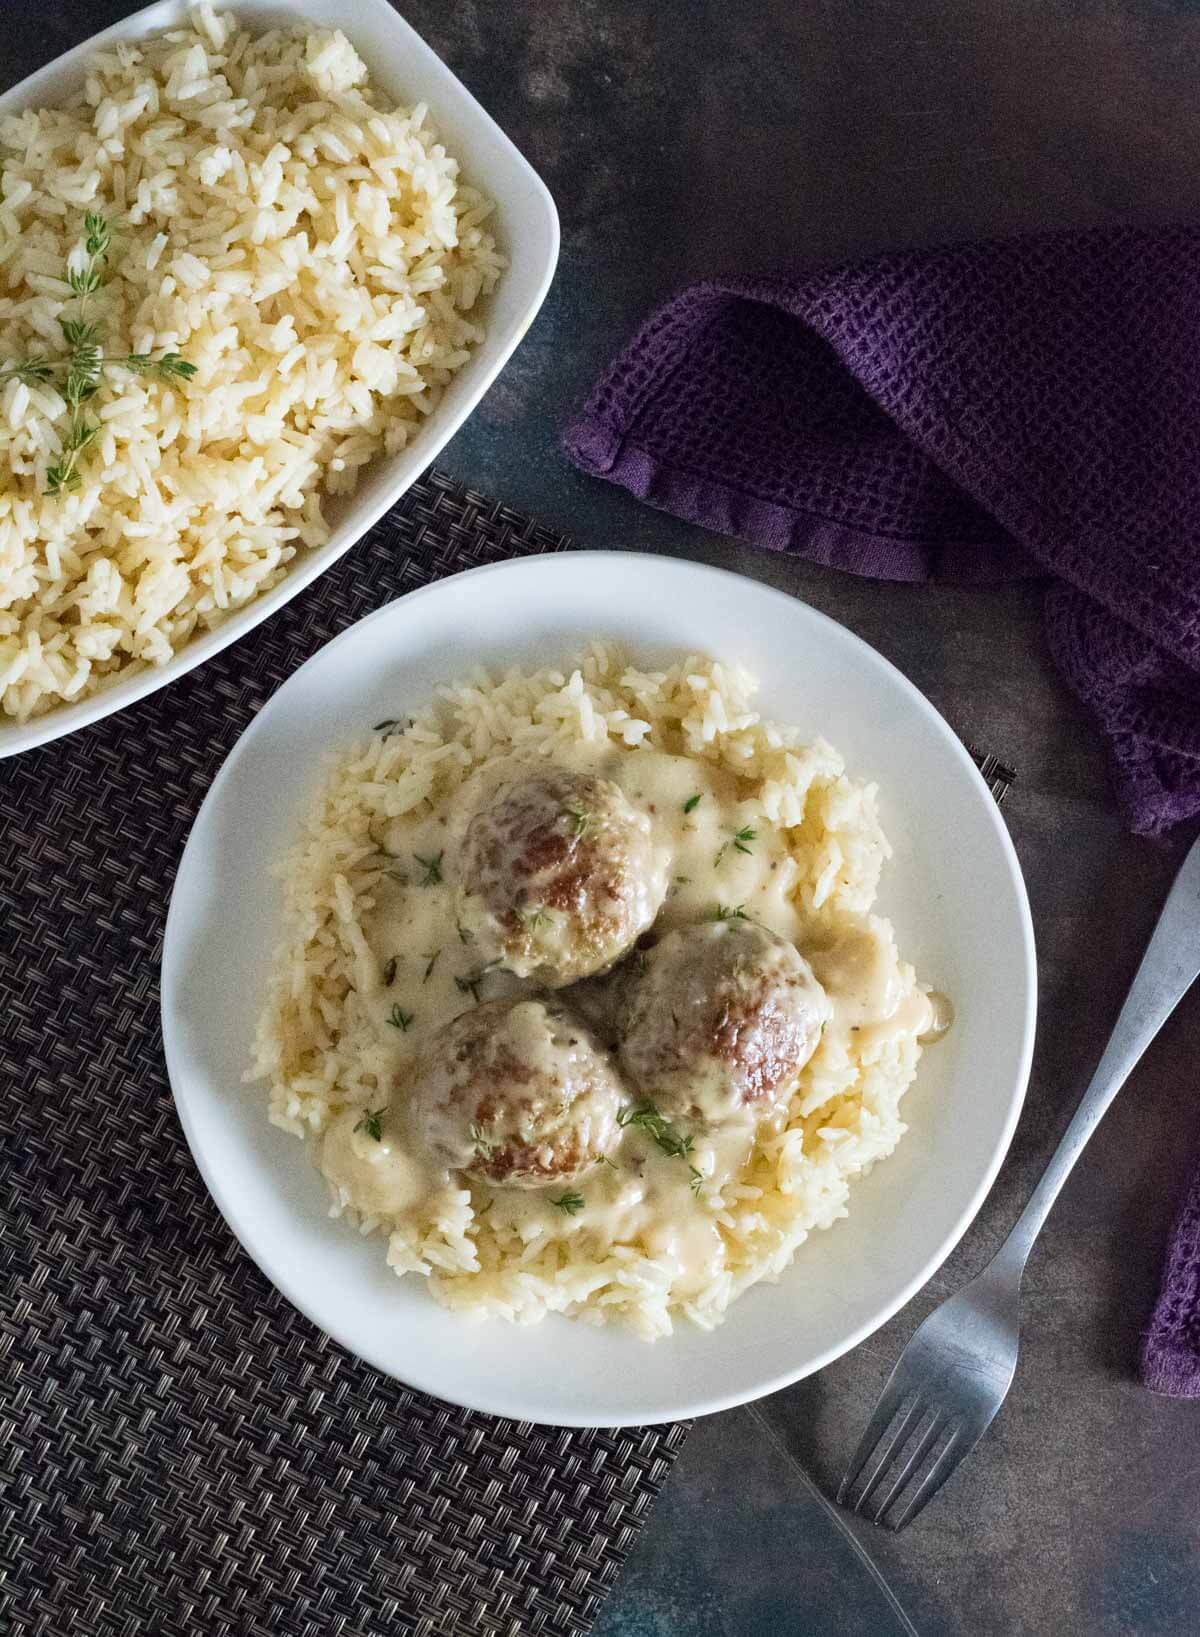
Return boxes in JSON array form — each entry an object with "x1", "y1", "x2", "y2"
[
  {"x1": 1142, "y1": 1165, "x2": 1200, "y2": 1397},
  {"x1": 566, "y1": 226, "x2": 1200, "y2": 1395},
  {"x1": 565, "y1": 226, "x2": 1200, "y2": 838}
]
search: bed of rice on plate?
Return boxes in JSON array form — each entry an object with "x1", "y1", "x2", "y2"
[
  {"x1": 249, "y1": 644, "x2": 932, "y2": 1340},
  {"x1": 0, "y1": 3, "x2": 502, "y2": 721}
]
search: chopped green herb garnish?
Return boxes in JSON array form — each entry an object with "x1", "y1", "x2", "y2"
[
  {"x1": 564, "y1": 806, "x2": 592, "y2": 841},
  {"x1": 521, "y1": 905, "x2": 552, "y2": 932},
  {"x1": 715, "y1": 825, "x2": 757, "y2": 866},
  {"x1": 382, "y1": 956, "x2": 398, "y2": 987},
  {"x1": 373, "y1": 718, "x2": 399, "y2": 733},
  {"x1": 415, "y1": 850, "x2": 444, "y2": 886},
  {"x1": 550, "y1": 1191, "x2": 585, "y2": 1216},
  {"x1": 617, "y1": 1101, "x2": 694, "y2": 1160},
  {"x1": 455, "y1": 959, "x2": 500, "y2": 1005},
  {"x1": 387, "y1": 1005, "x2": 414, "y2": 1032},
  {"x1": 422, "y1": 950, "x2": 439, "y2": 982},
  {"x1": 599, "y1": 1154, "x2": 619, "y2": 1171},
  {"x1": 689, "y1": 1165, "x2": 704, "y2": 1197},
  {"x1": 711, "y1": 903, "x2": 749, "y2": 922},
  {"x1": 683, "y1": 793, "x2": 702, "y2": 814},
  {"x1": 456, "y1": 919, "x2": 473, "y2": 945},
  {"x1": 476, "y1": 1197, "x2": 495, "y2": 1218},
  {"x1": 355, "y1": 1106, "x2": 386, "y2": 1141}
]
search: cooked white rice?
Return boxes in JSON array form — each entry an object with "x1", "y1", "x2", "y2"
[
  {"x1": 0, "y1": 4, "x2": 502, "y2": 720},
  {"x1": 249, "y1": 645, "x2": 931, "y2": 1340}
]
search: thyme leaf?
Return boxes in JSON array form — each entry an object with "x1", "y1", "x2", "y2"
[
  {"x1": 470, "y1": 1122, "x2": 497, "y2": 1160},
  {"x1": 550, "y1": 1191, "x2": 585, "y2": 1216},
  {"x1": 355, "y1": 1106, "x2": 386, "y2": 1141},
  {"x1": 564, "y1": 806, "x2": 592, "y2": 841},
  {"x1": 0, "y1": 357, "x2": 55, "y2": 387},
  {"x1": 414, "y1": 850, "x2": 444, "y2": 886}
]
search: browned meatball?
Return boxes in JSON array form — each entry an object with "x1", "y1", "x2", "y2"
[
  {"x1": 410, "y1": 996, "x2": 625, "y2": 1187},
  {"x1": 620, "y1": 920, "x2": 830, "y2": 1124},
  {"x1": 453, "y1": 763, "x2": 668, "y2": 986}
]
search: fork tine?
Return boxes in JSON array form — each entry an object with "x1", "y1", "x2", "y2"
[
  {"x1": 838, "y1": 1390, "x2": 923, "y2": 1511},
  {"x1": 883, "y1": 1423, "x2": 968, "y2": 1531},
  {"x1": 863, "y1": 1410, "x2": 948, "y2": 1526}
]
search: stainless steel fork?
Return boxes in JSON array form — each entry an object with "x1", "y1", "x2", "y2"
[{"x1": 838, "y1": 832, "x2": 1200, "y2": 1530}]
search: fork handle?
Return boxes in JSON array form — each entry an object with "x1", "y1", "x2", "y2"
[{"x1": 993, "y1": 834, "x2": 1200, "y2": 1278}]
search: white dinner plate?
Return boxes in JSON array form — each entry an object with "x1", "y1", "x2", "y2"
[{"x1": 161, "y1": 552, "x2": 1036, "y2": 1427}]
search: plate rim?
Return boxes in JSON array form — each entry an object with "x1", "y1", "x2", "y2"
[{"x1": 161, "y1": 549, "x2": 1038, "y2": 1426}]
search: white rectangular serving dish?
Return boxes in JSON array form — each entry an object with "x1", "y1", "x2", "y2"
[{"x1": 0, "y1": 0, "x2": 559, "y2": 758}]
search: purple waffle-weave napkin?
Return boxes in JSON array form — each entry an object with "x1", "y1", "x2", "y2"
[
  {"x1": 565, "y1": 224, "x2": 1200, "y2": 1394},
  {"x1": 565, "y1": 224, "x2": 1200, "y2": 840},
  {"x1": 1142, "y1": 1164, "x2": 1200, "y2": 1397}
]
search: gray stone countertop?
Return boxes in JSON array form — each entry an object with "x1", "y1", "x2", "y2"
[{"x1": 11, "y1": 3, "x2": 1200, "y2": 1632}]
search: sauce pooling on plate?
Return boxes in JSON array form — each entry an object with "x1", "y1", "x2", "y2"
[{"x1": 323, "y1": 742, "x2": 943, "y2": 1244}]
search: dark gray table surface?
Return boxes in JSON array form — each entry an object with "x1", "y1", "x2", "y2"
[{"x1": 10, "y1": 3, "x2": 1200, "y2": 1633}]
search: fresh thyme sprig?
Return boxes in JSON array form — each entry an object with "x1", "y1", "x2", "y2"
[
  {"x1": 711, "y1": 903, "x2": 749, "y2": 922},
  {"x1": 0, "y1": 212, "x2": 196, "y2": 496},
  {"x1": 387, "y1": 1004, "x2": 414, "y2": 1032},
  {"x1": 682, "y1": 793, "x2": 702, "y2": 814},
  {"x1": 617, "y1": 1101, "x2": 694, "y2": 1160}
]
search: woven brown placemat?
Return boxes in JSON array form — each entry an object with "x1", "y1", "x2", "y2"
[{"x1": 0, "y1": 470, "x2": 690, "y2": 1637}]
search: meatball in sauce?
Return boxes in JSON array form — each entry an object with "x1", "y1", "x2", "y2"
[
  {"x1": 453, "y1": 762, "x2": 669, "y2": 986},
  {"x1": 620, "y1": 919, "x2": 831, "y2": 1126},
  {"x1": 411, "y1": 995, "x2": 625, "y2": 1187}
]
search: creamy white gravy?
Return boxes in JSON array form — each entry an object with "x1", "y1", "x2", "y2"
[{"x1": 318, "y1": 740, "x2": 940, "y2": 1272}]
